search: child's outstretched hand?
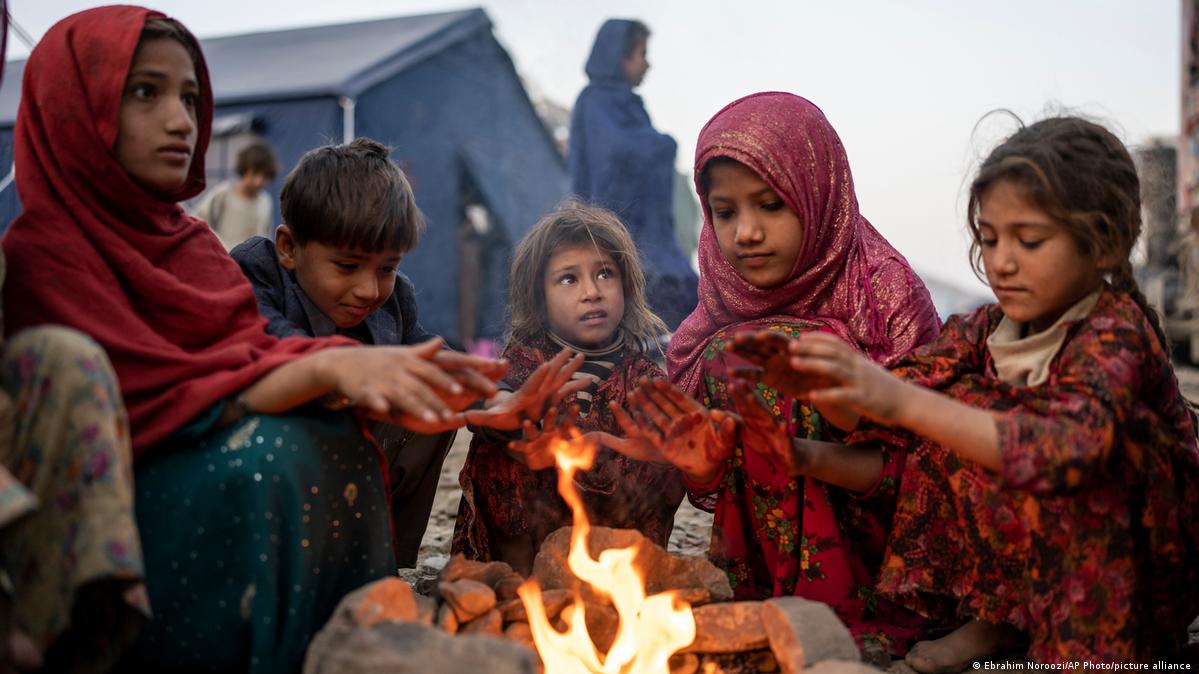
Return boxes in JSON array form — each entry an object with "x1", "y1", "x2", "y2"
[
  {"x1": 726, "y1": 380, "x2": 795, "y2": 473},
  {"x1": 591, "y1": 378, "x2": 736, "y2": 484},
  {"x1": 432, "y1": 349, "x2": 509, "y2": 412},
  {"x1": 725, "y1": 330, "x2": 836, "y2": 397},
  {"x1": 725, "y1": 330, "x2": 860, "y2": 432},
  {"x1": 464, "y1": 349, "x2": 588, "y2": 431},
  {"x1": 322, "y1": 339, "x2": 467, "y2": 423},
  {"x1": 376, "y1": 341, "x2": 510, "y2": 433},
  {"x1": 788, "y1": 332, "x2": 906, "y2": 425},
  {"x1": 505, "y1": 404, "x2": 583, "y2": 470}
]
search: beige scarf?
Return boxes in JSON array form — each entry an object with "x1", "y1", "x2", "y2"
[{"x1": 986, "y1": 290, "x2": 1101, "y2": 387}]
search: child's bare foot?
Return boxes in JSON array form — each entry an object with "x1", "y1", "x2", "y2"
[{"x1": 905, "y1": 620, "x2": 1022, "y2": 674}]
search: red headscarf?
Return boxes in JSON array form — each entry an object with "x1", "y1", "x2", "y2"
[
  {"x1": 2, "y1": 6, "x2": 350, "y2": 454},
  {"x1": 668, "y1": 92, "x2": 940, "y2": 395}
]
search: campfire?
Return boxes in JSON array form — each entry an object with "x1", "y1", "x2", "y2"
[
  {"x1": 517, "y1": 432, "x2": 696, "y2": 673},
  {"x1": 304, "y1": 436, "x2": 871, "y2": 674}
]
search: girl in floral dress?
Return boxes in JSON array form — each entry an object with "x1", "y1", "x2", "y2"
[
  {"x1": 603, "y1": 92, "x2": 941, "y2": 659},
  {"x1": 782, "y1": 117, "x2": 1199, "y2": 668}
]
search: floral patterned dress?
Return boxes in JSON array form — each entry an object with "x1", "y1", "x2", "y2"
[
  {"x1": 1, "y1": 326, "x2": 147, "y2": 673},
  {"x1": 869, "y1": 290, "x2": 1199, "y2": 661},
  {"x1": 453, "y1": 335, "x2": 685, "y2": 572},
  {"x1": 685, "y1": 320, "x2": 925, "y2": 655}
]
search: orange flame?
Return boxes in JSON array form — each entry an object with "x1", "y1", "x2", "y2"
[{"x1": 518, "y1": 432, "x2": 696, "y2": 673}]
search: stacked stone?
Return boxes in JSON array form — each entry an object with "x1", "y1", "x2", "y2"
[{"x1": 304, "y1": 526, "x2": 885, "y2": 674}]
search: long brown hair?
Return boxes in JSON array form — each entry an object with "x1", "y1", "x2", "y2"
[
  {"x1": 507, "y1": 201, "x2": 667, "y2": 352},
  {"x1": 967, "y1": 116, "x2": 1168, "y2": 352}
]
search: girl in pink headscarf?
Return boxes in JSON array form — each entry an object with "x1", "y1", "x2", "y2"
[{"x1": 601, "y1": 92, "x2": 939, "y2": 658}]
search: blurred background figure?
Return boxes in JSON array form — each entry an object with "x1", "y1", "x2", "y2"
[
  {"x1": 192, "y1": 140, "x2": 278, "y2": 249},
  {"x1": 568, "y1": 19, "x2": 698, "y2": 333}
]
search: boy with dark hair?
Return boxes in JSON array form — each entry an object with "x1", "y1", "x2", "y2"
[
  {"x1": 232, "y1": 137, "x2": 445, "y2": 567},
  {"x1": 194, "y1": 140, "x2": 279, "y2": 249}
]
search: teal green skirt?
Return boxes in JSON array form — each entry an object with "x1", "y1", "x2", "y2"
[{"x1": 125, "y1": 410, "x2": 395, "y2": 673}]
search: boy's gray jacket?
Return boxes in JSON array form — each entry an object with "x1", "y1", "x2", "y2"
[{"x1": 230, "y1": 235, "x2": 435, "y2": 346}]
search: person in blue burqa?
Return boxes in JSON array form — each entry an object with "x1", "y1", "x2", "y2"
[{"x1": 569, "y1": 19, "x2": 699, "y2": 332}]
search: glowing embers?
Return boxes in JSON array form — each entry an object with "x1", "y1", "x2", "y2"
[{"x1": 518, "y1": 433, "x2": 696, "y2": 673}]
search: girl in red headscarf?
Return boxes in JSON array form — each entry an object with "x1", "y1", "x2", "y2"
[
  {"x1": 602, "y1": 92, "x2": 940, "y2": 660},
  {"x1": 1, "y1": 7, "x2": 506, "y2": 672}
]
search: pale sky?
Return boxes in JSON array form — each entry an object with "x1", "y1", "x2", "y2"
[{"x1": 8, "y1": 0, "x2": 1182, "y2": 292}]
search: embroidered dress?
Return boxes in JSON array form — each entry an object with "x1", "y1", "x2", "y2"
[
  {"x1": 686, "y1": 320, "x2": 922, "y2": 654},
  {"x1": 869, "y1": 289, "x2": 1199, "y2": 661},
  {"x1": 130, "y1": 409, "x2": 394, "y2": 673},
  {"x1": 453, "y1": 333, "x2": 684, "y2": 571},
  {"x1": 666, "y1": 92, "x2": 941, "y2": 654}
]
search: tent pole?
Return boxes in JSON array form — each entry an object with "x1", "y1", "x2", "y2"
[
  {"x1": 339, "y1": 96, "x2": 356, "y2": 144},
  {"x1": 0, "y1": 164, "x2": 13, "y2": 196}
]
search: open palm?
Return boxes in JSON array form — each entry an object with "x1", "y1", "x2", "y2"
[
  {"x1": 591, "y1": 378, "x2": 736, "y2": 483},
  {"x1": 465, "y1": 349, "x2": 587, "y2": 431}
]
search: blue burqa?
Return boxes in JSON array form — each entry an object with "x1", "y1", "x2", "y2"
[{"x1": 569, "y1": 19, "x2": 698, "y2": 330}]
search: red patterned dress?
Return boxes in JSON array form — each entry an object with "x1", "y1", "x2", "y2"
[
  {"x1": 867, "y1": 290, "x2": 1199, "y2": 661},
  {"x1": 685, "y1": 320, "x2": 926, "y2": 655},
  {"x1": 453, "y1": 335, "x2": 685, "y2": 571}
]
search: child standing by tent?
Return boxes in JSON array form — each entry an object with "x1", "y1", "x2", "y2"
[
  {"x1": 452, "y1": 202, "x2": 685, "y2": 575},
  {"x1": 192, "y1": 140, "x2": 277, "y2": 249},
  {"x1": 781, "y1": 117, "x2": 1199, "y2": 667}
]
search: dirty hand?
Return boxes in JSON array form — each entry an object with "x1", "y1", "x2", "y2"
[
  {"x1": 506, "y1": 404, "x2": 583, "y2": 471},
  {"x1": 464, "y1": 349, "x2": 587, "y2": 431},
  {"x1": 725, "y1": 330, "x2": 837, "y2": 397},
  {"x1": 592, "y1": 378, "x2": 736, "y2": 484},
  {"x1": 786, "y1": 332, "x2": 907, "y2": 425},
  {"x1": 319, "y1": 339, "x2": 468, "y2": 425},
  {"x1": 371, "y1": 340, "x2": 506, "y2": 432},
  {"x1": 726, "y1": 379, "x2": 796, "y2": 473},
  {"x1": 432, "y1": 348, "x2": 509, "y2": 412}
]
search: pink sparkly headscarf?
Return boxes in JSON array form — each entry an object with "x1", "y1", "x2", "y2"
[{"x1": 667, "y1": 92, "x2": 940, "y2": 396}]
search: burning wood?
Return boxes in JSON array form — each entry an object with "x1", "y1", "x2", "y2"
[
  {"x1": 518, "y1": 431, "x2": 697, "y2": 673},
  {"x1": 303, "y1": 436, "x2": 873, "y2": 674}
]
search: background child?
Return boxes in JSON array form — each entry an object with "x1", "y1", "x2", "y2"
[
  {"x1": 603, "y1": 92, "x2": 941, "y2": 660},
  {"x1": 232, "y1": 137, "x2": 449, "y2": 568},
  {"x1": 784, "y1": 117, "x2": 1199, "y2": 667},
  {"x1": 1, "y1": 8, "x2": 503, "y2": 671},
  {"x1": 452, "y1": 202, "x2": 685, "y2": 575},
  {"x1": 192, "y1": 140, "x2": 278, "y2": 249}
]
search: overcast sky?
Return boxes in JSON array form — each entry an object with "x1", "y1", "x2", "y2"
[{"x1": 8, "y1": 1, "x2": 1182, "y2": 291}]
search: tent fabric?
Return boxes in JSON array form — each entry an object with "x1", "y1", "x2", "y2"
[
  {"x1": 568, "y1": 19, "x2": 698, "y2": 330},
  {"x1": 352, "y1": 31, "x2": 567, "y2": 342},
  {"x1": 0, "y1": 9, "x2": 487, "y2": 123}
]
